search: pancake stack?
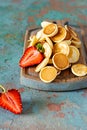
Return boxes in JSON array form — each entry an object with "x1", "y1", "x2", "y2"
[{"x1": 27, "y1": 21, "x2": 87, "y2": 83}]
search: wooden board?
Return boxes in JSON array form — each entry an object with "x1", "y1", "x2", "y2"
[{"x1": 20, "y1": 21, "x2": 87, "y2": 91}]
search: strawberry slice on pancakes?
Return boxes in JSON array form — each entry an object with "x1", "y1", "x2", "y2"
[{"x1": 19, "y1": 46, "x2": 44, "y2": 67}]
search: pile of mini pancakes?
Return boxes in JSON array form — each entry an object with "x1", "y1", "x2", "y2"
[{"x1": 28, "y1": 21, "x2": 87, "y2": 83}]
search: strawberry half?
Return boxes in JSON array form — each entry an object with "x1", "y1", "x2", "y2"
[
  {"x1": 19, "y1": 46, "x2": 44, "y2": 67},
  {"x1": 0, "y1": 89, "x2": 22, "y2": 114}
]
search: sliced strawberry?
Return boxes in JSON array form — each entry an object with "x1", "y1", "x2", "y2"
[
  {"x1": 0, "y1": 89, "x2": 22, "y2": 114},
  {"x1": 19, "y1": 46, "x2": 44, "y2": 67}
]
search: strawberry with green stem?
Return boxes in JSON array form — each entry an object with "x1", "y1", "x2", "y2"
[
  {"x1": 19, "y1": 44, "x2": 44, "y2": 68},
  {"x1": 0, "y1": 85, "x2": 22, "y2": 114}
]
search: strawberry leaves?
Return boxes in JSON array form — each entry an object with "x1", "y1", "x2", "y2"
[{"x1": 36, "y1": 43, "x2": 45, "y2": 53}]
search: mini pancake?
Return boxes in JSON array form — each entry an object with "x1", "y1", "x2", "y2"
[
  {"x1": 65, "y1": 25, "x2": 78, "y2": 40},
  {"x1": 43, "y1": 23, "x2": 58, "y2": 37},
  {"x1": 71, "y1": 38, "x2": 81, "y2": 48},
  {"x1": 64, "y1": 30, "x2": 72, "y2": 40},
  {"x1": 39, "y1": 66, "x2": 60, "y2": 83},
  {"x1": 63, "y1": 40, "x2": 71, "y2": 45},
  {"x1": 68, "y1": 45, "x2": 80, "y2": 63},
  {"x1": 41, "y1": 21, "x2": 51, "y2": 28},
  {"x1": 53, "y1": 41, "x2": 70, "y2": 56},
  {"x1": 71, "y1": 64, "x2": 87, "y2": 76},
  {"x1": 51, "y1": 26, "x2": 67, "y2": 43},
  {"x1": 52, "y1": 53, "x2": 69, "y2": 70}
]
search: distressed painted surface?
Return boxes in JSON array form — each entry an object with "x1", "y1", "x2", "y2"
[{"x1": 0, "y1": 0, "x2": 87, "y2": 129}]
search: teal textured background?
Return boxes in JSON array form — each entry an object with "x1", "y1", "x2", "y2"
[{"x1": 0, "y1": 0, "x2": 87, "y2": 129}]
